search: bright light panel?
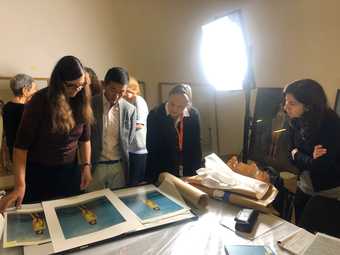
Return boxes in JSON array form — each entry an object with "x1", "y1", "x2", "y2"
[{"x1": 201, "y1": 15, "x2": 248, "y2": 91}]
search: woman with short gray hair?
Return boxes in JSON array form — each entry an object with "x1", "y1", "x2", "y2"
[
  {"x1": 9, "y1": 74, "x2": 35, "y2": 98},
  {"x1": 2, "y1": 74, "x2": 37, "y2": 159}
]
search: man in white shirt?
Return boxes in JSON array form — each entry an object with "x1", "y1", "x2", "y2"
[{"x1": 88, "y1": 67, "x2": 136, "y2": 191}]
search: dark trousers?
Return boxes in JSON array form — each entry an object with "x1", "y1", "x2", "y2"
[
  {"x1": 300, "y1": 196, "x2": 340, "y2": 237},
  {"x1": 294, "y1": 188, "x2": 312, "y2": 226},
  {"x1": 129, "y1": 153, "x2": 147, "y2": 185},
  {"x1": 24, "y1": 162, "x2": 82, "y2": 203}
]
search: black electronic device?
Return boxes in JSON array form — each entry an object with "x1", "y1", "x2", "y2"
[{"x1": 234, "y1": 208, "x2": 259, "y2": 233}]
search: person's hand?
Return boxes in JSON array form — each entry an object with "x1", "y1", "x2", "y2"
[
  {"x1": 253, "y1": 169, "x2": 270, "y2": 183},
  {"x1": 80, "y1": 165, "x2": 92, "y2": 190},
  {"x1": 136, "y1": 123, "x2": 144, "y2": 129},
  {"x1": 313, "y1": 145, "x2": 327, "y2": 159},
  {"x1": 0, "y1": 185, "x2": 25, "y2": 213},
  {"x1": 291, "y1": 148, "x2": 299, "y2": 160}
]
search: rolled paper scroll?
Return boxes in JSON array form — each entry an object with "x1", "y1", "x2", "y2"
[{"x1": 158, "y1": 172, "x2": 209, "y2": 208}]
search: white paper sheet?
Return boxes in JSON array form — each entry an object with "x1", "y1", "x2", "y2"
[
  {"x1": 277, "y1": 228, "x2": 314, "y2": 255},
  {"x1": 201, "y1": 153, "x2": 270, "y2": 199},
  {"x1": 3, "y1": 203, "x2": 50, "y2": 248},
  {"x1": 43, "y1": 189, "x2": 142, "y2": 253},
  {"x1": 220, "y1": 212, "x2": 284, "y2": 240},
  {"x1": 114, "y1": 185, "x2": 191, "y2": 224},
  {"x1": 302, "y1": 233, "x2": 340, "y2": 255},
  {"x1": 23, "y1": 242, "x2": 54, "y2": 255}
]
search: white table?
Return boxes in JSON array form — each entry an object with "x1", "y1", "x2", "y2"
[{"x1": 1, "y1": 199, "x2": 302, "y2": 255}]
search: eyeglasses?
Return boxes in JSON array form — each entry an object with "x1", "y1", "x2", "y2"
[{"x1": 64, "y1": 81, "x2": 87, "y2": 90}]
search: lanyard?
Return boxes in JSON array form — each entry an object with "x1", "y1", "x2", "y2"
[{"x1": 176, "y1": 113, "x2": 184, "y2": 152}]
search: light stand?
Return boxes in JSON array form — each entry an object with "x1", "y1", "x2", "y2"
[
  {"x1": 242, "y1": 84, "x2": 252, "y2": 163},
  {"x1": 201, "y1": 10, "x2": 254, "y2": 162},
  {"x1": 238, "y1": 12, "x2": 255, "y2": 163}
]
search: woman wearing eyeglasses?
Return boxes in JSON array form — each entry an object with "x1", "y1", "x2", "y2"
[
  {"x1": 0, "y1": 56, "x2": 94, "y2": 212},
  {"x1": 145, "y1": 84, "x2": 202, "y2": 183}
]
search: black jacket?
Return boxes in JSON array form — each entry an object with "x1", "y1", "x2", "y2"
[
  {"x1": 145, "y1": 103, "x2": 202, "y2": 182},
  {"x1": 2, "y1": 102, "x2": 24, "y2": 159},
  {"x1": 288, "y1": 110, "x2": 340, "y2": 191}
]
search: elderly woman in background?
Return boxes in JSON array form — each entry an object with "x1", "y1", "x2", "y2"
[
  {"x1": 124, "y1": 77, "x2": 149, "y2": 185},
  {"x1": 145, "y1": 84, "x2": 202, "y2": 183},
  {"x1": 2, "y1": 74, "x2": 37, "y2": 160},
  {"x1": 0, "y1": 55, "x2": 94, "y2": 212}
]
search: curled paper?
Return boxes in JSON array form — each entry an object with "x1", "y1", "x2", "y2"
[
  {"x1": 196, "y1": 154, "x2": 271, "y2": 200},
  {"x1": 191, "y1": 183, "x2": 278, "y2": 214},
  {"x1": 158, "y1": 172, "x2": 209, "y2": 208}
]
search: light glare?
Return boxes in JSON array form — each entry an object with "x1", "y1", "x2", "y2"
[{"x1": 201, "y1": 16, "x2": 248, "y2": 91}]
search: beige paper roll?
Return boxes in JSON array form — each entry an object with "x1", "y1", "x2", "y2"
[
  {"x1": 158, "y1": 172, "x2": 209, "y2": 208},
  {"x1": 191, "y1": 183, "x2": 278, "y2": 215}
]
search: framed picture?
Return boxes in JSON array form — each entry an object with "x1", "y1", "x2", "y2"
[
  {"x1": 34, "y1": 78, "x2": 49, "y2": 90},
  {"x1": 3, "y1": 204, "x2": 50, "y2": 248},
  {"x1": 335, "y1": 89, "x2": 340, "y2": 116},
  {"x1": 42, "y1": 189, "x2": 141, "y2": 253}
]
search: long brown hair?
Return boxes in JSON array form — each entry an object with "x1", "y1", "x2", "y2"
[{"x1": 48, "y1": 56, "x2": 94, "y2": 133}]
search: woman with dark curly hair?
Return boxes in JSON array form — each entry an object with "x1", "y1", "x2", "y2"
[
  {"x1": 0, "y1": 56, "x2": 94, "y2": 211},
  {"x1": 284, "y1": 79, "x2": 340, "y2": 228}
]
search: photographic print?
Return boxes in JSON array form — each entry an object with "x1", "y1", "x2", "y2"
[
  {"x1": 43, "y1": 189, "x2": 142, "y2": 253},
  {"x1": 55, "y1": 196, "x2": 125, "y2": 239},
  {"x1": 117, "y1": 185, "x2": 190, "y2": 224},
  {"x1": 3, "y1": 205, "x2": 50, "y2": 248}
]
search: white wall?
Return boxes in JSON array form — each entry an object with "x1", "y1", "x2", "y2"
[
  {"x1": 0, "y1": 0, "x2": 128, "y2": 78},
  {"x1": 122, "y1": 0, "x2": 340, "y2": 155},
  {"x1": 1, "y1": 0, "x2": 340, "y2": 156}
]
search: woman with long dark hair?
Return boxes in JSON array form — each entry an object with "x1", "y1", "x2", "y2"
[
  {"x1": 0, "y1": 56, "x2": 94, "y2": 211},
  {"x1": 284, "y1": 79, "x2": 340, "y2": 227}
]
